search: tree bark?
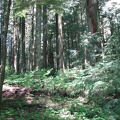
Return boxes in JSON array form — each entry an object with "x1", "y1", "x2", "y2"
[
  {"x1": 55, "y1": 13, "x2": 59, "y2": 69},
  {"x1": 13, "y1": 18, "x2": 19, "y2": 73},
  {"x1": 86, "y1": 0, "x2": 100, "y2": 64},
  {"x1": 86, "y1": 0, "x2": 98, "y2": 33},
  {"x1": 35, "y1": 4, "x2": 41, "y2": 69},
  {"x1": 21, "y1": 17, "x2": 26, "y2": 72},
  {"x1": 56, "y1": 14, "x2": 65, "y2": 69},
  {"x1": 48, "y1": 34, "x2": 54, "y2": 68},
  {"x1": 8, "y1": 38, "x2": 13, "y2": 72},
  {"x1": 43, "y1": 5, "x2": 48, "y2": 68},
  {"x1": 0, "y1": 0, "x2": 11, "y2": 113},
  {"x1": 29, "y1": 6, "x2": 34, "y2": 71}
]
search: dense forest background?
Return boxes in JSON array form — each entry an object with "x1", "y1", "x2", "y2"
[{"x1": 0, "y1": 0, "x2": 120, "y2": 119}]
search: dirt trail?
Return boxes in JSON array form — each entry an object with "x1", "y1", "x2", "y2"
[{"x1": 2, "y1": 85, "x2": 69, "y2": 109}]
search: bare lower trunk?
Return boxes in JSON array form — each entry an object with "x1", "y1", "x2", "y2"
[{"x1": 56, "y1": 14, "x2": 65, "y2": 69}]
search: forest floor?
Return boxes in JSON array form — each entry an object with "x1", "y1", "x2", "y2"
[
  {"x1": 1, "y1": 69, "x2": 120, "y2": 120},
  {"x1": 2, "y1": 84, "x2": 86, "y2": 120}
]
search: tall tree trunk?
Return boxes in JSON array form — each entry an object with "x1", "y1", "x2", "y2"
[
  {"x1": 43, "y1": 5, "x2": 48, "y2": 68},
  {"x1": 35, "y1": 4, "x2": 41, "y2": 69},
  {"x1": 29, "y1": 6, "x2": 34, "y2": 71},
  {"x1": 86, "y1": 0, "x2": 98, "y2": 33},
  {"x1": 13, "y1": 18, "x2": 19, "y2": 73},
  {"x1": 55, "y1": 13, "x2": 59, "y2": 69},
  {"x1": 86, "y1": 0, "x2": 100, "y2": 65},
  {"x1": 17, "y1": 35, "x2": 20, "y2": 73},
  {"x1": 66, "y1": 23, "x2": 70, "y2": 68},
  {"x1": 0, "y1": 0, "x2": 11, "y2": 113},
  {"x1": 13, "y1": 0, "x2": 20, "y2": 74},
  {"x1": 21, "y1": 17, "x2": 26, "y2": 72},
  {"x1": 56, "y1": 14, "x2": 65, "y2": 69}
]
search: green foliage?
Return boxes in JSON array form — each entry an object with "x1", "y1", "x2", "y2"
[
  {"x1": 68, "y1": 101, "x2": 114, "y2": 120},
  {"x1": 5, "y1": 66, "x2": 11, "y2": 76},
  {"x1": 4, "y1": 47, "x2": 120, "y2": 120},
  {"x1": 15, "y1": 9, "x2": 27, "y2": 18},
  {"x1": 14, "y1": 0, "x2": 28, "y2": 18}
]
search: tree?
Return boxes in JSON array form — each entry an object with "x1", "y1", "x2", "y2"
[
  {"x1": 47, "y1": 34, "x2": 54, "y2": 68},
  {"x1": 86, "y1": 0, "x2": 101, "y2": 66},
  {"x1": 13, "y1": 17, "x2": 20, "y2": 73},
  {"x1": 21, "y1": 17, "x2": 26, "y2": 72},
  {"x1": 86, "y1": 0, "x2": 99, "y2": 33},
  {"x1": 35, "y1": 2, "x2": 42, "y2": 69},
  {"x1": 56, "y1": 13, "x2": 65, "y2": 69},
  {"x1": 29, "y1": 6, "x2": 35, "y2": 71},
  {"x1": 0, "y1": 0, "x2": 11, "y2": 113},
  {"x1": 43, "y1": 5, "x2": 48, "y2": 68}
]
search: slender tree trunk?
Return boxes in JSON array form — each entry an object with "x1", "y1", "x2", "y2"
[
  {"x1": 29, "y1": 6, "x2": 34, "y2": 71},
  {"x1": 13, "y1": 18, "x2": 19, "y2": 73},
  {"x1": 10, "y1": 39, "x2": 14, "y2": 72},
  {"x1": 55, "y1": 13, "x2": 59, "y2": 69},
  {"x1": 0, "y1": 0, "x2": 11, "y2": 113},
  {"x1": 35, "y1": 4, "x2": 41, "y2": 69},
  {"x1": 17, "y1": 36, "x2": 20, "y2": 73},
  {"x1": 43, "y1": 5, "x2": 48, "y2": 68},
  {"x1": 13, "y1": 17, "x2": 20, "y2": 74},
  {"x1": 8, "y1": 38, "x2": 13, "y2": 72},
  {"x1": 56, "y1": 14, "x2": 65, "y2": 69},
  {"x1": 67, "y1": 25, "x2": 70, "y2": 68},
  {"x1": 21, "y1": 17, "x2": 26, "y2": 72}
]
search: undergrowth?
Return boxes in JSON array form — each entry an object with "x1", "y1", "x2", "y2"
[{"x1": 2, "y1": 64, "x2": 120, "y2": 120}]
